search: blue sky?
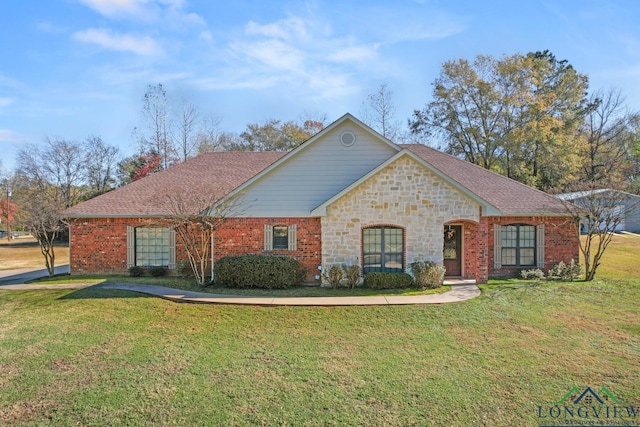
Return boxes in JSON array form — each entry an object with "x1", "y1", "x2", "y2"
[{"x1": 1, "y1": 0, "x2": 639, "y2": 172}]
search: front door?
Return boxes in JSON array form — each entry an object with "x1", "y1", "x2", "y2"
[{"x1": 443, "y1": 225, "x2": 462, "y2": 277}]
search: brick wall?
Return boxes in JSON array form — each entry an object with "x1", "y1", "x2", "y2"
[
  {"x1": 487, "y1": 216, "x2": 579, "y2": 278},
  {"x1": 69, "y1": 217, "x2": 322, "y2": 283},
  {"x1": 69, "y1": 217, "x2": 168, "y2": 274},
  {"x1": 215, "y1": 217, "x2": 322, "y2": 282}
]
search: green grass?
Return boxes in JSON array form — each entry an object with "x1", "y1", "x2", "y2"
[
  {"x1": 29, "y1": 274, "x2": 452, "y2": 297},
  {"x1": 1, "y1": 237, "x2": 639, "y2": 426}
]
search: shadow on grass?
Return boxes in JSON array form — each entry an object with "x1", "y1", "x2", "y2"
[{"x1": 58, "y1": 286, "x2": 153, "y2": 300}]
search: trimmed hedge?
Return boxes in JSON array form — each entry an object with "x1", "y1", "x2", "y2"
[
  {"x1": 363, "y1": 272, "x2": 413, "y2": 289},
  {"x1": 214, "y1": 255, "x2": 306, "y2": 289}
]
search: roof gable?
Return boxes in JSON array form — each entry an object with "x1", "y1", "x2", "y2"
[
  {"x1": 215, "y1": 113, "x2": 402, "y2": 216},
  {"x1": 403, "y1": 144, "x2": 570, "y2": 216},
  {"x1": 311, "y1": 150, "x2": 497, "y2": 216}
]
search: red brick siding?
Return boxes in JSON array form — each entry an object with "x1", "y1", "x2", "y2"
[
  {"x1": 215, "y1": 217, "x2": 322, "y2": 283},
  {"x1": 487, "y1": 216, "x2": 579, "y2": 278},
  {"x1": 69, "y1": 217, "x2": 322, "y2": 283}
]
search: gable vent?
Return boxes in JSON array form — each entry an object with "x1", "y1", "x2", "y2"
[{"x1": 340, "y1": 130, "x2": 356, "y2": 146}]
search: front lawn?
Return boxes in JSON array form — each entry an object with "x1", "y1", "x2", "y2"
[
  {"x1": 1, "y1": 236, "x2": 638, "y2": 426},
  {"x1": 29, "y1": 274, "x2": 452, "y2": 297}
]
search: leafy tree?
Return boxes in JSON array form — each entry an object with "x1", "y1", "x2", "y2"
[
  {"x1": 233, "y1": 119, "x2": 314, "y2": 151},
  {"x1": 410, "y1": 51, "x2": 590, "y2": 190},
  {"x1": 513, "y1": 51, "x2": 590, "y2": 189},
  {"x1": 117, "y1": 152, "x2": 163, "y2": 185}
]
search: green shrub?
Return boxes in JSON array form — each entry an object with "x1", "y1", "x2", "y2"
[
  {"x1": 214, "y1": 255, "x2": 306, "y2": 289},
  {"x1": 410, "y1": 260, "x2": 445, "y2": 289},
  {"x1": 363, "y1": 272, "x2": 413, "y2": 289},
  {"x1": 323, "y1": 264, "x2": 343, "y2": 288},
  {"x1": 548, "y1": 259, "x2": 581, "y2": 281},
  {"x1": 128, "y1": 266, "x2": 144, "y2": 277},
  {"x1": 343, "y1": 264, "x2": 361, "y2": 289},
  {"x1": 520, "y1": 268, "x2": 545, "y2": 280},
  {"x1": 149, "y1": 266, "x2": 168, "y2": 277}
]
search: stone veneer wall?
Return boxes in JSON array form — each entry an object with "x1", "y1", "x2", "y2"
[{"x1": 321, "y1": 155, "x2": 480, "y2": 271}]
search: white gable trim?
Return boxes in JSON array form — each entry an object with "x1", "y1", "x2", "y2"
[
  {"x1": 208, "y1": 113, "x2": 402, "y2": 214},
  {"x1": 310, "y1": 150, "x2": 503, "y2": 216}
]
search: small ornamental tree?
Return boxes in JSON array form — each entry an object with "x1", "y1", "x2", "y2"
[
  {"x1": 24, "y1": 197, "x2": 64, "y2": 277},
  {"x1": 162, "y1": 192, "x2": 241, "y2": 286},
  {"x1": 560, "y1": 182, "x2": 629, "y2": 281}
]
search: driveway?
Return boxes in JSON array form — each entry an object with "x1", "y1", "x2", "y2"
[{"x1": 0, "y1": 265, "x2": 71, "y2": 286}]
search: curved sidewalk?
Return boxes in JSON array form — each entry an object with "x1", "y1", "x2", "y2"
[{"x1": 95, "y1": 282, "x2": 481, "y2": 306}]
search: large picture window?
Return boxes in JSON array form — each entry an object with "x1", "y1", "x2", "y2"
[
  {"x1": 500, "y1": 224, "x2": 535, "y2": 266},
  {"x1": 135, "y1": 227, "x2": 170, "y2": 267},
  {"x1": 362, "y1": 226, "x2": 404, "y2": 273}
]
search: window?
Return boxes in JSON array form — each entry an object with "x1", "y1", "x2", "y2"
[
  {"x1": 362, "y1": 226, "x2": 404, "y2": 273},
  {"x1": 500, "y1": 224, "x2": 535, "y2": 266},
  {"x1": 273, "y1": 226, "x2": 288, "y2": 249},
  {"x1": 264, "y1": 224, "x2": 297, "y2": 251},
  {"x1": 127, "y1": 226, "x2": 175, "y2": 269}
]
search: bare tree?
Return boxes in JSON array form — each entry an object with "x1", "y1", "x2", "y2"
[
  {"x1": 17, "y1": 138, "x2": 85, "y2": 209},
  {"x1": 362, "y1": 83, "x2": 401, "y2": 140},
  {"x1": 195, "y1": 114, "x2": 225, "y2": 154},
  {"x1": 175, "y1": 100, "x2": 199, "y2": 161},
  {"x1": 140, "y1": 84, "x2": 176, "y2": 169},
  {"x1": 162, "y1": 193, "x2": 241, "y2": 285},
  {"x1": 84, "y1": 135, "x2": 120, "y2": 197},
  {"x1": 579, "y1": 89, "x2": 639, "y2": 184},
  {"x1": 560, "y1": 183, "x2": 629, "y2": 281}
]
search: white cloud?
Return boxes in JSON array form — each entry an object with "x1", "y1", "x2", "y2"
[
  {"x1": 77, "y1": 0, "x2": 205, "y2": 27},
  {"x1": 200, "y1": 31, "x2": 213, "y2": 42},
  {"x1": 0, "y1": 129, "x2": 25, "y2": 143},
  {"x1": 245, "y1": 17, "x2": 309, "y2": 41},
  {"x1": 73, "y1": 28, "x2": 163, "y2": 56},
  {"x1": 78, "y1": 0, "x2": 142, "y2": 18},
  {"x1": 0, "y1": 97, "x2": 14, "y2": 108}
]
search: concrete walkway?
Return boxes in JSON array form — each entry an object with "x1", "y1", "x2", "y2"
[
  {"x1": 94, "y1": 280, "x2": 480, "y2": 306},
  {"x1": 0, "y1": 266, "x2": 481, "y2": 305},
  {"x1": 0, "y1": 265, "x2": 70, "y2": 286}
]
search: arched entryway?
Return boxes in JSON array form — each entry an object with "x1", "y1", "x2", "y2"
[{"x1": 443, "y1": 224, "x2": 462, "y2": 277}]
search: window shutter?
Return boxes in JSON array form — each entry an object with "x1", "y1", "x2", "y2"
[
  {"x1": 264, "y1": 224, "x2": 273, "y2": 251},
  {"x1": 494, "y1": 225, "x2": 502, "y2": 269},
  {"x1": 288, "y1": 224, "x2": 297, "y2": 251},
  {"x1": 168, "y1": 228, "x2": 176, "y2": 270},
  {"x1": 126, "y1": 226, "x2": 135, "y2": 268},
  {"x1": 536, "y1": 224, "x2": 545, "y2": 269}
]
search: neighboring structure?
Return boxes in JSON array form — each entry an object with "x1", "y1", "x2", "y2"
[
  {"x1": 556, "y1": 189, "x2": 640, "y2": 233},
  {"x1": 64, "y1": 114, "x2": 579, "y2": 283}
]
